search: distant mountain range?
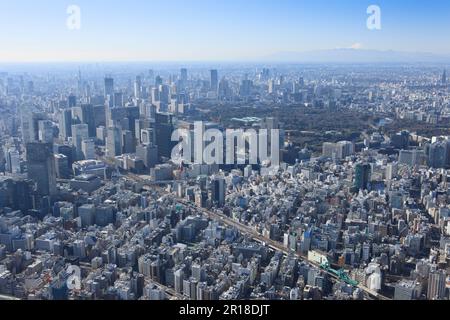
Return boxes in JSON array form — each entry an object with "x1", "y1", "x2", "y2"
[{"x1": 264, "y1": 49, "x2": 450, "y2": 63}]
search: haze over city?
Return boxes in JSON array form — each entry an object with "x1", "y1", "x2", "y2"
[{"x1": 0, "y1": 0, "x2": 449, "y2": 308}]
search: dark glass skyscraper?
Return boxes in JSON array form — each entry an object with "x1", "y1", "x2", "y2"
[
  {"x1": 210, "y1": 69, "x2": 218, "y2": 92},
  {"x1": 180, "y1": 68, "x2": 188, "y2": 86},
  {"x1": 104, "y1": 77, "x2": 114, "y2": 107},
  {"x1": 104, "y1": 77, "x2": 114, "y2": 97},
  {"x1": 354, "y1": 163, "x2": 371, "y2": 191},
  {"x1": 26, "y1": 142, "x2": 57, "y2": 196}
]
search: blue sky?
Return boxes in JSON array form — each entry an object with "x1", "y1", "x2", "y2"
[{"x1": 0, "y1": 0, "x2": 449, "y2": 62}]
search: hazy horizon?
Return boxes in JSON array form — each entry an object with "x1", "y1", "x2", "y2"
[{"x1": 1, "y1": 0, "x2": 450, "y2": 62}]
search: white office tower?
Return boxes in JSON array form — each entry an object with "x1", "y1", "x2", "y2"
[
  {"x1": 72, "y1": 124, "x2": 89, "y2": 160},
  {"x1": 366, "y1": 263, "x2": 382, "y2": 291},
  {"x1": 81, "y1": 139, "x2": 96, "y2": 160},
  {"x1": 134, "y1": 76, "x2": 142, "y2": 99},
  {"x1": 7, "y1": 148, "x2": 21, "y2": 173},
  {"x1": 386, "y1": 162, "x2": 398, "y2": 180},
  {"x1": 106, "y1": 127, "x2": 122, "y2": 158}
]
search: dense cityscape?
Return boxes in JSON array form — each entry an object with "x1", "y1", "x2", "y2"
[{"x1": 0, "y1": 63, "x2": 449, "y2": 301}]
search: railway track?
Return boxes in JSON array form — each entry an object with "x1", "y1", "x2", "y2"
[{"x1": 124, "y1": 173, "x2": 391, "y2": 300}]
